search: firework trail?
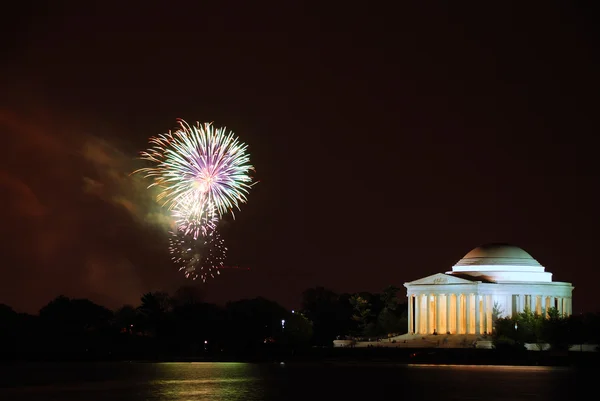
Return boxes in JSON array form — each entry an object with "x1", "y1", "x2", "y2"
[{"x1": 135, "y1": 119, "x2": 255, "y2": 280}]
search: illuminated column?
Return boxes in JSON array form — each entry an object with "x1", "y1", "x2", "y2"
[
  {"x1": 413, "y1": 295, "x2": 417, "y2": 331},
  {"x1": 475, "y1": 294, "x2": 480, "y2": 335},
  {"x1": 429, "y1": 295, "x2": 434, "y2": 334},
  {"x1": 419, "y1": 295, "x2": 423, "y2": 334},
  {"x1": 519, "y1": 294, "x2": 525, "y2": 313},
  {"x1": 541, "y1": 295, "x2": 546, "y2": 318},
  {"x1": 456, "y1": 294, "x2": 461, "y2": 334},
  {"x1": 446, "y1": 294, "x2": 452, "y2": 334},
  {"x1": 529, "y1": 295, "x2": 533, "y2": 311},
  {"x1": 487, "y1": 295, "x2": 493, "y2": 332},
  {"x1": 423, "y1": 294, "x2": 431, "y2": 334},
  {"x1": 417, "y1": 294, "x2": 422, "y2": 334},
  {"x1": 435, "y1": 294, "x2": 441, "y2": 334},
  {"x1": 408, "y1": 295, "x2": 413, "y2": 333},
  {"x1": 466, "y1": 294, "x2": 471, "y2": 334},
  {"x1": 482, "y1": 294, "x2": 487, "y2": 334},
  {"x1": 415, "y1": 295, "x2": 420, "y2": 334},
  {"x1": 557, "y1": 297, "x2": 563, "y2": 316}
]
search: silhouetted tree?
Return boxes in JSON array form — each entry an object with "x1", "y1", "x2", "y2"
[
  {"x1": 171, "y1": 294, "x2": 224, "y2": 355},
  {"x1": 301, "y1": 287, "x2": 343, "y2": 345},
  {"x1": 284, "y1": 312, "x2": 313, "y2": 345},
  {"x1": 492, "y1": 301, "x2": 504, "y2": 333},
  {"x1": 380, "y1": 285, "x2": 400, "y2": 311},
  {"x1": 226, "y1": 297, "x2": 288, "y2": 352},
  {"x1": 543, "y1": 307, "x2": 570, "y2": 350},
  {"x1": 37, "y1": 296, "x2": 113, "y2": 357},
  {"x1": 350, "y1": 294, "x2": 373, "y2": 336},
  {"x1": 376, "y1": 286, "x2": 406, "y2": 335},
  {"x1": 172, "y1": 285, "x2": 205, "y2": 307},
  {"x1": 137, "y1": 292, "x2": 172, "y2": 335},
  {"x1": 138, "y1": 292, "x2": 172, "y2": 317},
  {"x1": 113, "y1": 305, "x2": 139, "y2": 334},
  {"x1": 0, "y1": 304, "x2": 18, "y2": 353}
]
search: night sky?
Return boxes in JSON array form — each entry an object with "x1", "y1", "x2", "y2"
[{"x1": 1, "y1": 2, "x2": 599, "y2": 314}]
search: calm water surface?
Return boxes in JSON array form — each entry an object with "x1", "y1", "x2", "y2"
[{"x1": 0, "y1": 361, "x2": 588, "y2": 400}]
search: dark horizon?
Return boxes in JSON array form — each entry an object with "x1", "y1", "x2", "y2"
[{"x1": 1, "y1": 2, "x2": 599, "y2": 315}]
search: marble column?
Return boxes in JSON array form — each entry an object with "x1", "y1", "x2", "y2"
[
  {"x1": 519, "y1": 294, "x2": 525, "y2": 313},
  {"x1": 456, "y1": 294, "x2": 461, "y2": 334},
  {"x1": 466, "y1": 294, "x2": 471, "y2": 334},
  {"x1": 424, "y1": 294, "x2": 431, "y2": 334},
  {"x1": 446, "y1": 294, "x2": 452, "y2": 334},
  {"x1": 408, "y1": 295, "x2": 413, "y2": 333},
  {"x1": 418, "y1": 295, "x2": 423, "y2": 333},
  {"x1": 435, "y1": 294, "x2": 441, "y2": 334},
  {"x1": 558, "y1": 297, "x2": 563, "y2": 316},
  {"x1": 487, "y1": 295, "x2": 493, "y2": 332},
  {"x1": 475, "y1": 294, "x2": 480, "y2": 335},
  {"x1": 529, "y1": 295, "x2": 533, "y2": 311},
  {"x1": 482, "y1": 294, "x2": 487, "y2": 334},
  {"x1": 541, "y1": 296, "x2": 546, "y2": 318},
  {"x1": 416, "y1": 295, "x2": 422, "y2": 334}
]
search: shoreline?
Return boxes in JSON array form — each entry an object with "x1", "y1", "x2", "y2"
[{"x1": 2, "y1": 347, "x2": 599, "y2": 368}]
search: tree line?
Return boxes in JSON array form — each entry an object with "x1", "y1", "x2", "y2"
[
  {"x1": 3, "y1": 286, "x2": 597, "y2": 361},
  {"x1": 0, "y1": 285, "x2": 407, "y2": 360},
  {"x1": 493, "y1": 306, "x2": 600, "y2": 351}
]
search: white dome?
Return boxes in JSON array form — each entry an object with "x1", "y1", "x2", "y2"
[
  {"x1": 449, "y1": 243, "x2": 552, "y2": 283},
  {"x1": 454, "y1": 243, "x2": 541, "y2": 268}
]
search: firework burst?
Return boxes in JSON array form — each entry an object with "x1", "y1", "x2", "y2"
[
  {"x1": 168, "y1": 228, "x2": 227, "y2": 282},
  {"x1": 135, "y1": 119, "x2": 255, "y2": 281},
  {"x1": 134, "y1": 119, "x2": 254, "y2": 228}
]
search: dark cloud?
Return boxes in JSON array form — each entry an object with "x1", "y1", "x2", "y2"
[{"x1": 0, "y1": 104, "x2": 175, "y2": 313}]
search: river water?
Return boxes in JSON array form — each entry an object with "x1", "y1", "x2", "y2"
[{"x1": 0, "y1": 361, "x2": 588, "y2": 400}]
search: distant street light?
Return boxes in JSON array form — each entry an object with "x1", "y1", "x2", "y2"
[{"x1": 281, "y1": 319, "x2": 285, "y2": 332}]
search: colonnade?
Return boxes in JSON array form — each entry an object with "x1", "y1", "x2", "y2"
[
  {"x1": 408, "y1": 293, "x2": 573, "y2": 335},
  {"x1": 515, "y1": 294, "x2": 572, "y2": 317}
]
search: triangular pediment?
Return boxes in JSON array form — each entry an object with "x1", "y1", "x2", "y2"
[{"x1": 404, "y1": 273, "x2": 475, "y2": 286}]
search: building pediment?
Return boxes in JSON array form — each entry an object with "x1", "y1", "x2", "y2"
[{"x1": 404, "y1": 273, "x2": 475, "y2": 287}]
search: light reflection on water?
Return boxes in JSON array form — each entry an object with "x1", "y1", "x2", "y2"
[
  {"x1": 408, "y1": 363, "x2": 569, "y2": 371},
  {"x1": 146, "y1": 363, "x2": 264, "y2": 400},
  {"x1": 0, "y1": 361, "x2": 584, "y2": 401}
]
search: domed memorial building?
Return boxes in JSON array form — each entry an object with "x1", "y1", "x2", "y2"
[{"x1": 403, "y1": 244, "x2": 574, "y2": 335}]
